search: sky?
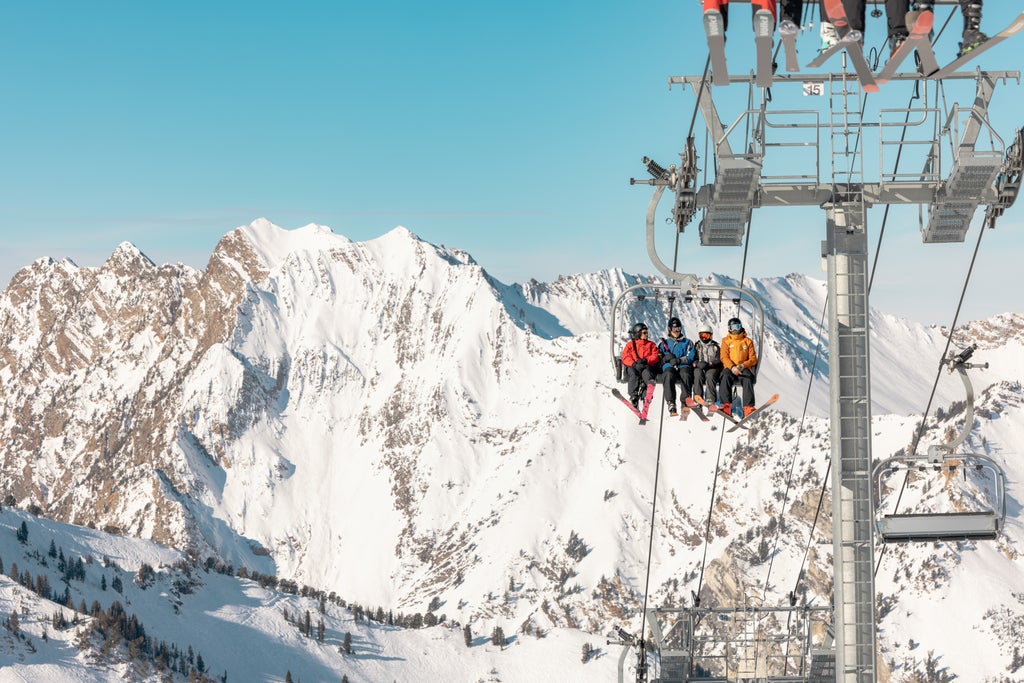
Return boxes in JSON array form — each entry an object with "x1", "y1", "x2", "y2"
[{"x1": 1, "y1": 1, "x2": 1022, "y2": 324}]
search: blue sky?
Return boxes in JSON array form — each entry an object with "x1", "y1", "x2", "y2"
[{"x1": 1, "y1": 1, "x2": 1021, "y2": 323}]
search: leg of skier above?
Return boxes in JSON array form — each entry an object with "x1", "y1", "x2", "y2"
[
  {"x1": 704, "y1": 0, "x2": 730, "y2": 31},
  {"x1": 958, "y1": 0, "x2": 987, "y2": 57},
  {"x1": 886, "y1": 0, "x2": 910, "y2": 55}
]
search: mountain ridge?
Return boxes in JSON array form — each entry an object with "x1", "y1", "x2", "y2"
[{"x1": 1, "y1": 219, "x2": 1022, "y2": 681}]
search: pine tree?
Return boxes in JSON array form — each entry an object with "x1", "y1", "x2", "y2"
[
  {"x1": 304, "y1": 610, "x2": 312, "y2": 637},
  {"x1": 285, "y1": 672, "x2": 293, "y2": 683},
  {"x1": 343, "y1": 631, "x2": 352, "y2": 654},
  {"x1": 491, "y1": 625, "x2": 505, "y2": 647},
  {"x1": 101, "y1": 575, "x2": 107, "y2": 591},
  {"x1": 317, "y1": 618, "x2": 325, "y2": 642},
  {"x1": 16, "y1": 521, "x2": 28, "y2": 544},
  {"x1": 111, "y1": 575, "x2": 123, "y2": 593},
  {"x1": 48, "y1": 539, "x2": 57, "y2": 558},
  {"x1": 463, "y1": 624, "x2": 473, "y2": 647}
]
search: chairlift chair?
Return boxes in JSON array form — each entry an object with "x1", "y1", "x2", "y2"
[
  {"x1": 873, "y1": 345, "x2": 1007, "y2": 543},
  {"x1": 609, "y1": 283, "x2": 765, "y2": 384}
]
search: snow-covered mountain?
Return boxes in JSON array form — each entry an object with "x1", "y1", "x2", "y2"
[{"x1": 1, "y1": 219, "x2": 1022, "y2": 681}]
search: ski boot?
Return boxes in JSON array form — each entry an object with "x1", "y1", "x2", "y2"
[
  {"x1": 820, "y1": 21, "x2": 839, "y2": 51},
  {"x1": 958, "y1": 28, "x2": 988, "y2": 57}
]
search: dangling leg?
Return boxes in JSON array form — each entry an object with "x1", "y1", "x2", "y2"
[
  {"x1": 780, "y1": 0, "x2": 803, "y2": 26},
  {"x1": 819, "y1": 0, "x2": 839, "y2": 49},
  {"x1": 886, "y1": 0, "x2": 910, "y2": 55},
  {"x1": 958, "y1": 0, "x2": 987, "y2": 56},
  {"x1": 704, "y1": 0, "x2": 730, "y2": 32},
  {"x1": 751, "y1": 0, "x2": 778, "y2": 27}
]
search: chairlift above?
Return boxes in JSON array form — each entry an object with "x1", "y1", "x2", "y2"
[{"x1": 873, "y1": 345, "x2": 1007, "y2": 543}]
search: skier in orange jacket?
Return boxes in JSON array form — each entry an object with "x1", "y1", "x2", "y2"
[{"x1": 716, "y1": 317, "x2": 759, "y2": 418}]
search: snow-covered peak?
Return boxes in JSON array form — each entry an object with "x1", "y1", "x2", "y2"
[{"x1": 235, "y1": 218, "x2": 351, "y2": 273}]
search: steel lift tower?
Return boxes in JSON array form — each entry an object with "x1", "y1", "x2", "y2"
[{"x1": 629, "y1": 36, "x2": 1023, "y2": 683}]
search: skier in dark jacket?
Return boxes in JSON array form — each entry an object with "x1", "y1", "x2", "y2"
[
  {"x1": 693, "y1": 324, "x2": 724, "y2": 404},
  {"x1": 657, "y1": 317, "x2": 696, "y2": 417},
  {"x1": 621, "y1": 322, "x2": 662, "y2": 408}
]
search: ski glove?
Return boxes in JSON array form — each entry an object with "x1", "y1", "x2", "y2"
[
  {"x1": 695, "y1": 360, "x2": 708, "y2": 369},
  {"x1": 670, "y1": 357, "x2": 680, "y2": 367},
  {"x1": 633, "y1": 360, "x2": 647, "y2": 370}
]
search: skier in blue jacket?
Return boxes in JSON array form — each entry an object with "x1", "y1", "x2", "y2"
[{"x1": 658, "y1": 317, "x2": 696, "y2": 417}]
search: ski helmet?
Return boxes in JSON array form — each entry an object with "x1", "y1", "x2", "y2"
[
  {"x1": 698, "y1": 324, "x2": 713, "y2": 340},
  {"x1": 728, "y1": 317, "x2": 743, "y2": 332},
  {"x1": 667, "y1": 316, "x2": 683, "y2": 333},
  {"x1": 629, "y1": 322, "x2": 649, "y2": 340}
]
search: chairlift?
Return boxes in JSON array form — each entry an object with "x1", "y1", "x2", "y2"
[
  {"x1": 873, "y1": 345, "x2": 1007, "y2": 543},
  {"x1": 609, "y1": 283, "x2": 765, "y2": 384}
]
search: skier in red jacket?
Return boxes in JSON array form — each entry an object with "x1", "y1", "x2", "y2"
[{"x1": 621, "y1": 322, "x2": 662, "y2": 409}]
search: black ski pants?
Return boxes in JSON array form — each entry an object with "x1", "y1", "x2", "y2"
[
  {"x1": 693, "y1": 362, "x2": 722, "y2": 403},
  {"x1": 627, "y1": 366, "x2": 659, "y2": 403},
  {"x1": 661, "y1": 366, "x2": 694, "y2": 406},
  {"x1": 719, "y1": 367, "x2": 756, "y2": 408},
  {"x1": 822, "y1": 0, "x2": 913, "y2": 40}
]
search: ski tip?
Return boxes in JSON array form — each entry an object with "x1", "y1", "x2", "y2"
[{"x1": 863, "y1": 83, "x2": 880, "y2": 93}]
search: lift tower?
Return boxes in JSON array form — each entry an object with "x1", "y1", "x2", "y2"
[{"x1": 632, "y1": 46, "x2": 1023, "y2": 682}]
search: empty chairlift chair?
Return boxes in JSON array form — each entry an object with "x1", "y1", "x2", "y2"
[{"x1": 873, "y1": 345, "x2": 1007, "y2": 543}]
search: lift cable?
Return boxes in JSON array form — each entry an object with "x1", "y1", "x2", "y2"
[
  {"x1": 761, "y1": 300, "x2": 829, "y2": 603},
  {"x1": 633, "y1": 77, "x2": 706, "y2": 671}
]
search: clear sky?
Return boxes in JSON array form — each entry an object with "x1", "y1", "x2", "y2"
[{"x1": 1, "y1": 1, "x2": 1021, "y2": 324}]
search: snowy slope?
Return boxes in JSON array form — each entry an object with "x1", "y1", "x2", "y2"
[{"x1": 0, "y1": 220, "x2": 1021, "y2": 681}]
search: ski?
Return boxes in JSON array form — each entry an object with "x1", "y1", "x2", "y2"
[
  {"x1": 686, "y1": 397, "x2": 710, "y2": 422},
  {"x1": 779, "y1": 19, "x2": 800, "y2": 73},
  {"x1": 754, "y1": 9, "x2": 775, "y2": 87},
  {"x1": 928, "y1": 11, "x2": 1024, "y2": 79},
  {"x1": 876, "y1": 10, "x2": 936, "y2": 84},
  {"x1": 726, "y1": 393, "x2": 781, "y2": 433},
  {"x1": 638, "y1": 383, "x2": 656, "y2": 421},
  {"x1": 703, "y1": 9, "x2": 729, "y2": 85},
  {"x1": 817, "y1": 0, "x2": 879, "y2": 92},
  {"x1": 611, "y1": 388, "x2": 647, "y2": 424},
  {"x1": 693, "y1": 395, "x2": 746, "y2": 429},
  {"x1": 823, "y1": 0, "x2": 850, "y2": 35},
  {"x1": 807, "y1": 33, "x2": 854, "y2": 68}
]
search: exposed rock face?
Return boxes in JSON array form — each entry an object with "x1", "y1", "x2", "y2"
[{"x1": 1, "y1": 219, "x2": 1021, "y2": 678}]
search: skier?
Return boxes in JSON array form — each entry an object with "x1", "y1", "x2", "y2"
[
  {"x1": 716, "y1": 317, "x2": 759, "y2": 418},
  {"x1": 693, "y1": 325, "x2": 724, "y2": 405},
  {"x1": 621, "y1": 322, "x2": 662, "y2": 409},
  {"x1": 657, "y1": 317, "x2": 696, "y2": 418},
  {"x1": 703, "y1": 0, "x2": 804, "y2": 34}
]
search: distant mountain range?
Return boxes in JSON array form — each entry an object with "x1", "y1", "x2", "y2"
[{"x1": 0, "y1": 219, "x2": 1021, "y2": 681}]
